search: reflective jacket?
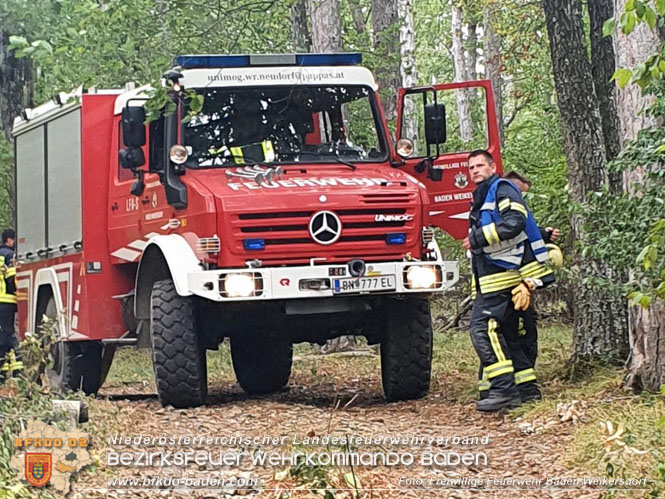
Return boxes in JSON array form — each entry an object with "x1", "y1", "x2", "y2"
[
  {"x1": 469, "y1": 174, "x2": 554, "y2": 297},
  {"x1": 0, "y1": 251, "x2": 17, "y2": 305}
]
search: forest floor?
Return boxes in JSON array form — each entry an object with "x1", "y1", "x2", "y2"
[{"x1": 64, "y1": 321, "x2": 664, "y2": 499}]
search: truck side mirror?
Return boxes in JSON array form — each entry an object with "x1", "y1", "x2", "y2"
[
  {"x1": 119, "y1": 147, "x2": 145, "y2": 170},
  {"x1": 424, "y1": 103, "x2": 446, "y2": 145},
  {"x1": 122, "y1": 106, "x2": 146, "y2": 147}
]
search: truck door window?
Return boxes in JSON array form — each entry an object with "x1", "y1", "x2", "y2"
[{"x1": 400, "y1": 87, "x2": 489, "y2": 157}]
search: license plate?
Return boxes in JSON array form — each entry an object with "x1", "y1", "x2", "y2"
[{"x1": 333, "y1": 275, "x2": 396, "y2": 294}]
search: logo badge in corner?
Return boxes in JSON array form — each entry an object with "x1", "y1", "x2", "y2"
[{"x1": 25, "y1": 453, "x2": 52, "y2": 487}]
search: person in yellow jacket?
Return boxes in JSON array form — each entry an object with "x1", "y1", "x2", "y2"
[{"x1": 0, "y1": 228, "x2": 22, "y2": 381}]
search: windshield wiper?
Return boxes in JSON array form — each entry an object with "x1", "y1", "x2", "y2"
[{"x1": 296, "y1": 151, "x2": 357, "y2": 171}]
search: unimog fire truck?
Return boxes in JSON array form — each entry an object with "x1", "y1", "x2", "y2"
[{"x1": 12, "y1": 53, "x2": 501, "y2": 407}]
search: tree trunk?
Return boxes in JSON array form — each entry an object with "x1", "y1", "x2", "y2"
[
  {"x1": 291, "y1": 0, "x2": 312, "y2": 51},
  {"x1": 612, "y1": 0, "x2": 665, "y2": 393},
  {"x1": 371, "y1": 0, "x2": 400, "y2": 121},
  {"x1": 349, "y1": 0, "x2": 367, "y2": 34},
  {"x1": 399, "y1": 0, "x2": 418, "y2": 141},
  {"x1": 588, "y1": 0, "x2": 623, "y2": 194},
  {"x1": 613, "y1": 0, "x2": 661, "y2": 192},
  {"x1": 465, "y1": 21, "x2": 478, "y2": 82},
  {"x1": 308, "y1": 0, "x2": 342, "y2": 52},
  {"x1": 542, "y1": 0, "x2": 629, "y2": 366},
  {"x1": 483, "y1": 3, "x2": 503, "y2": 145},
  {"x1": 452, "y1": 5, "x2": 472, "y2": 142},
  {"x1": 0, "y1": 30, "x2": 34, "y2": 227}
]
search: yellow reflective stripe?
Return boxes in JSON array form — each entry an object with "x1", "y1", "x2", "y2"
[
  {"x1": 487, "y1": 318, "x2": 507, "y2": 363},
  {"x1": 0, "y1": 296, "x2": 17, "y2": 304},
  {"x1": 485, "y1": 359, "x2": 514, "y2": 379},
  {"x1": 509, "y1": 202, "x2": 527, "y2": 217},
  {"x1": 520, "y1": 261, "x2": 541, "y2": 274},
  {"x1": 230, "y1": 146, "x2": 244, "y2": 164},
  {"x1": 479, "y1": 271, "x2": 521, "y2": 286},
  {"x1": 261, "y1": 140, "x2": 275, "y2": 162},
  {"x1": 515, "y1": 368, "x2": 536, "y2": 384},
  {"x1": 5, "y1": 267, "x2": 16, "y2": 278},
  {"x1": 498, "y1": 198, "x2": 511, "y2": 211},
  {"x1": 478, "y1": 381, "x2": 491, "y2": 391},
  {"x1": 482, "y1": 223, "x2": 500, "y2": 245},
  {"x1": 520, "y1": 264, "x2": 553, "y2": 280},
  {"x1": 0, "y1": 362, "x2": 21, "y2": 371},
  {"x1": 479, "y1": 271, "x2": 522, "y2": 293}
]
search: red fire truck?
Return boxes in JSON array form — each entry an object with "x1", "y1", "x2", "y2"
[{"x1": 12, "y1": 53, "x2": 501, "y2": 407}]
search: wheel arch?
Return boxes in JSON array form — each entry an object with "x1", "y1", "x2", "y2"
[
  {"x1": 134, "y1": 234, "x2": 201, "y2": 320},
  {"x1": 33, "y1": 268, "x2": 66, "y2": 339}
]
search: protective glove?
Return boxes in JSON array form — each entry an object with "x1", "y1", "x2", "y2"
[
  {"x1": 511, "y1": 278, "x2": 540, "y2": 311},
  {"x1": 511, "y1": 282, "x2": 531, "y2": 311},
  {"x1": 546, "y1": 243, "x2": 563, "y2": 268}
]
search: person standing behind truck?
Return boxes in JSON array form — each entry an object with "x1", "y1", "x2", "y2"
[
  {"x1": 0, "y1": 228, "x2": 22, "y2": 381},
  {"x1": 463, "y1": 152, "x2": 555, "y2": 411}
]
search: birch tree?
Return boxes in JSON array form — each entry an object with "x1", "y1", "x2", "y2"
[
  {"x1": 399, "y1": 0, "x2": 418, "y2": 141},
  {"x1": 308, "y1": 0, "x2": 342, "y2": 52},
  {"x1": 371, "y1": 0, "x2": 401, "y2": 120},
  {"x1": 483, "y1": 1, "x2": 503, "y2": 144},
  {"x1": 452, "y1": 4, "x2": 472, "y2": 142}
]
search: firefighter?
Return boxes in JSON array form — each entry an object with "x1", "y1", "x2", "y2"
[
  {"x1": 502, "y1": 171, "x2": 561, "y2": 401},
  {"x1": 463, "y1": 152, "x2": 554, "y2": 412},
  {"x1": 0, "y1": 228, "x2": 22, "y2": 381}
]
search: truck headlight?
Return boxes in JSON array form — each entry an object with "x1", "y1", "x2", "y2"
[
  {"x1": 221, "y1": 273, "x2": 259, "y2": 297},
  {"x1": 404, "y1": 265, "x2": 440, "y2": 290}
]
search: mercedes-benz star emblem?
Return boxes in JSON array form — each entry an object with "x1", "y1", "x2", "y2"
[{"x1": 309, "y1": 211, "x2": 342, "y2": 245}]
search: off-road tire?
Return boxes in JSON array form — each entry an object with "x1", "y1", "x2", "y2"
[
  {"x1": 80, "y1": 341, "x2": 104, "y2": 395},
  {"x1": 43, "y1": 297, "x2": 82, "y2": 393},
  {"x1": 231, "y1": 334, "x2": 292, "y2": 395},
  {"x1": 150, "y1": 279, "x2": 207, "y2": 408},
  {"x1": 380, "y1": 297, "x2": 433, "y2": 402},
  {"x1": 43, "y1": 297, "x2": 105, "y2": 395}
]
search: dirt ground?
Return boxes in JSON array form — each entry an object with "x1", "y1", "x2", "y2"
[{"x1": 68, "y1": 349, "x2": 610, "y2": 499}]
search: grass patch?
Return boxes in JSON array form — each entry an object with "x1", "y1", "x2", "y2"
[
  {"x1": 105, "y1": 345, "x2": 234, "y2": 386},
  {"x1": 431, "y1": 322, "x2": 573, "y2": 402}
]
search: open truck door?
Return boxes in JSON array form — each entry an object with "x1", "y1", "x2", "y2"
[{"x1": 395, "y1": 80, "x2": 502, "y2": 239}]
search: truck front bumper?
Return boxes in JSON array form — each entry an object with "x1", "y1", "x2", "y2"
[{"x1": 187, "y1": 259, "x2": 459, "y2": 302}]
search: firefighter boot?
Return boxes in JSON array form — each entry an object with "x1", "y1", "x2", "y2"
[
  {"x1": 476, "y1": 388, "x2": 522, "y2": 412},
  {"x1": 518, "y1": 381, "x2": 542, "y2": 403}
]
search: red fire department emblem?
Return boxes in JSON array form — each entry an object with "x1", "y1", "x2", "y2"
[{"x1": 25, "y1": 453, "x2": 52, "y2": 487}]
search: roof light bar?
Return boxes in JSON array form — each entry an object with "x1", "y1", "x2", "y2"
[{"x1": 173, "y1": 53, "x2": 362, "y2": 69}]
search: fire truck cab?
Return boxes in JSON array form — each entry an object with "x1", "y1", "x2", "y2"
[{"x1": 12, "y1": 53, "x2": 501, "y2": 407}]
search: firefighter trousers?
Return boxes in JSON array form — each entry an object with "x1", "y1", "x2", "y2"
[
  {"x1": 0, "y1": 303, "x2": 20, "y2": 382},
  {"x1": 518, "y1": 305, "x2": 538, "y2": 369},
  {"x1": 472, "y1": 291, "x2": 533, "y2": 396}
]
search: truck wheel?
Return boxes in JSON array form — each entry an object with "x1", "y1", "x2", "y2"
[
  {"x1": 43, "y1": 297, "x2": 82, "y2": 393},
  {"x1": 150, "y1": 279, "x2": 207, "y2": 408},
  {"x1": 380, "y1": 297, "x2": 433, "y2": 402},
  {"x1": 80, "y1": 341, "x2": 104, "y2": 395},
  {"x1": 43, "y1": 297, "x2": 104, "y2": 395},
  {"x1": 231, "y1": 334, "x2": 292, "y2": 395}
]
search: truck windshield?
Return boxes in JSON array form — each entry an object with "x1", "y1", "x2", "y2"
[{"x1": 183, "y1": 85, "x2": 386, "y2": 168}]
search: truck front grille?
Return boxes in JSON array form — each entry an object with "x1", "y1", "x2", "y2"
[{"x1": 230, "y1": 195, "x2": 419, "y2": 264}]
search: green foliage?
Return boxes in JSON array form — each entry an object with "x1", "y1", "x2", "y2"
[
  {"x1": 582, "y1": 120, "x2": 665, "y2": 301},
  {"x1": 606, "y1": 0, "x2": 665, "y2": 90}
]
